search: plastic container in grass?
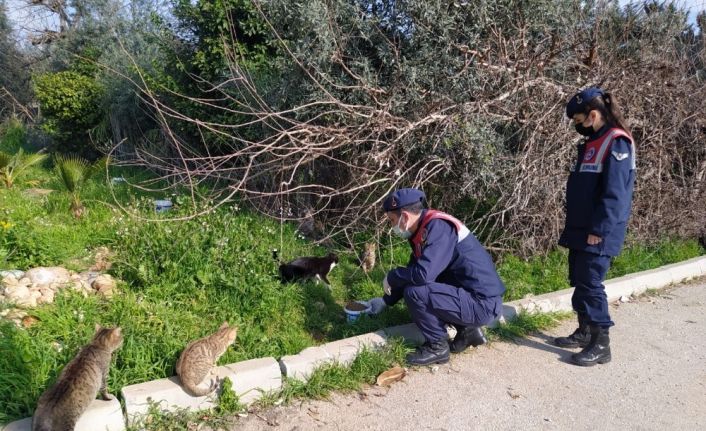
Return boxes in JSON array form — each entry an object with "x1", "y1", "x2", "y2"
[
  {"x1": 154, "y1": 199, "x2": 173, "y2": 213},
  {"x1": 344, "y1": 300, "x2": 372, "y2": 323}
]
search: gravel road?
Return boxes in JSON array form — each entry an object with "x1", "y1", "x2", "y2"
[{"x1": 232, "y1": 280, "x2": 706, "y2": 431}]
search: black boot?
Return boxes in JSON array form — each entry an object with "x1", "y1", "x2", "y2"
[
  {"x1": 406, "y1": 340, "x2": 450, "y2": 366},
  {"x1": 450, "y1": 326, "x2": 487, "y2": 353},
  {"x1": 571, "y1": 326, "x2": 611, "y2": 366},
  {"x1": 554, "y1": 316, "x2": 591, "y2": 348}
]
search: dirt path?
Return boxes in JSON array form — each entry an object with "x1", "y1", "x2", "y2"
[{"x1": 233, "y1": 281, "x2": 706, "y2": 431}]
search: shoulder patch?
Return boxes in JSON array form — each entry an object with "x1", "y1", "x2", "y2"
[{"x1": 611, "y1": 151, "x2": 629, "y2": 161}]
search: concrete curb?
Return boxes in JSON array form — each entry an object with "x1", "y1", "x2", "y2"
[
  {"x1": 121, "y1": 357, "x2": 281, "y2": 426},
  {"x1": 3, "y1": 255, "x2": 704, "y2": 428},
  {"x1": 497, "y1": 255, "x2": 706, "y2": 324},
  {"x1": 1, "y1": 398, "x2": 124, "y2": 431},
  {"x1": 279, "y1": 330, "x2": 389, "y2": 382}
]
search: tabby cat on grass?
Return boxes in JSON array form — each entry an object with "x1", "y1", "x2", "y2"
[
  {"x1": 176, "y1": 322, "x2": 238, "y2": 396},
  {"x1": 32, "y1": 325, "x2": 123, "y2": 431}
]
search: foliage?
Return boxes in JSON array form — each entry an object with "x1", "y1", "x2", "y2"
[
  {"x1": 53, "y1": 154, "x2": 108, "y2": 217},
  {"x1": 0, "y1": 2, "x2": 31, "y2": 115},
  {"x1": 170, "y1": 0, "x2": 273, "y2": 80},
  {"x1": 271, "y1": 340, "x2": 409, "y2": 404},
  {"x1": 32, "y1": 71, "x2": 104, "y2": 154},
  {"x1": 216, "y1": 377, "x2": 242, "y2": 414},
  {"x1": 0, "y1": 149, "x2": 48, "y2": 188},
  {"x1": 0, "y1": 117, "x2": 26, "y2": 152},
  {"x1": 126, "y1": 0, "x2": 706, "y2": 256}
]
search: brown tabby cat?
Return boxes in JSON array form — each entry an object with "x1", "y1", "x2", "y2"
[
  {"x1": 361, "y1": 242, "x2": 376, "y2": 273},
  {"x1": 32, "y1": 325, "x2": 123, "y2": 431},
  {"x1": 176, "y1": 322, "x2": 238, "y2": 397}
]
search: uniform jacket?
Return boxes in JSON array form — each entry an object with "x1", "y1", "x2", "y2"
[
  {"x1": 383, "y1": 210, "x2": 506, "y2": 306},
  {"x1": 559, "y1": 125, "x2": 636, "y2": 256}
]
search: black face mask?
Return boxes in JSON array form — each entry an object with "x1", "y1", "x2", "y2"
[{"x1": 574, "y1": 123, "x2": 595, "y2": 136}]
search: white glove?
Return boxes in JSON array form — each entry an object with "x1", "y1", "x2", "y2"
[
  {"x1": 382, "y1": 275, "x2": 392, "y2": 296},
  {"x1": 368, "y1": 297, "x2": 387, "y2": 315}
]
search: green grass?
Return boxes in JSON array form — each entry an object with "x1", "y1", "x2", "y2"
[
  {"x1": 488, "y1": 311, "x2": 573, "y2": 341},
  {"x1": 269, "y1": 339, "x2": 409, "y2": 405},
  {"x1": 0, "y1": 121, "x2": 704, "y2": 423},
  {"x1": 498, "y1": 238, "x2": 705, "y2": 301}
]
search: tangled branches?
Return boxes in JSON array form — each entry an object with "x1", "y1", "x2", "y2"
[{"x1": 115, "y1": 0, "x2": 706, "y2": 256}]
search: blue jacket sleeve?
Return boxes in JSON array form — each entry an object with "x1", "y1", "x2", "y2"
[
  {"x1": 590, "y1": 137, "x2": 634, "y2": 238},
  {"x1": 382, "y1": 220, "x2": 457, "y2": 306}
]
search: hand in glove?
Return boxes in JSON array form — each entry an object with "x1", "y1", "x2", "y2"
[
  {"x1": 368, "y1": 297, "x2": 387, "y2": 315},
  {"x1": 382, "y1": 275, "x2": 392, "y2": 296}
]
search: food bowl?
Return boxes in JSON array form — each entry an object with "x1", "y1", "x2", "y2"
[{"x1": 344, "y1": 300, "x2": 372, "y2": 323}]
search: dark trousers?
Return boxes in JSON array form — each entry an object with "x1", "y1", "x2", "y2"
[
  {"x1": 403, "y1": 282, "x2": 502, "y2": 343},
  {"x1": 568, "y1": 249, "x2": 614, "y2": 328}
]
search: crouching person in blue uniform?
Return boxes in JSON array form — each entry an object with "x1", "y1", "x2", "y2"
[
  {"x1": 367, "y1": 188, "x2": 506, "y2": 366},
  {"x1": 555, "y1": 87, "x2": 636, "y2": 367}
]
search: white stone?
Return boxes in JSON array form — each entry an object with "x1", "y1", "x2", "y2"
[
  {"x1": 3, "y1": 309, "x2": 26, "y2": 321},
  {"x1": 513, "y1": 289, "x2": 574, "y2": 314},
  {"x1": 92, "y1": 275, "x2": 116, "y2": 296},
  {"x1": 0, "y1": 270, "x2": 24, "y2": 280},
  {"x1": 0, "y1": 398, "x2": 124, "y2": 431},
  {"x1": 278, "y1": 346, "x2": 332, "y2": 382},
  {"x1": 15, "y1": 296, "x2": 37, "y2": 309},
  {"x1": 1, "y1": 275, "x2": 18, "y2": 288},
  {"x1": 122, "y1": 357, "x2": 281, "y2": 426},
  {"x1": 25, "y1": 267, "x2": 71, "y2": 286},
  {"x1": 79, "y1": 271, "x2": 101, "y2": 285},
  {"x1": 5, "y1": 285, "x2": 30, "y2": 302},
  {"x1": 38, "y1": 289, "x2": 55, "y2": 305}
]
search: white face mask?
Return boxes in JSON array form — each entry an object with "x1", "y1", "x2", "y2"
[{"x1": 392, "y1": 215, "x2": 412, "y2": 239}]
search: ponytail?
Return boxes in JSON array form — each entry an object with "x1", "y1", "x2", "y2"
[
  {"x1": 601, "y1": 92, "x2": 631, "y2": 136},
  {"x1": 586, "y1": 92, "x2": 632, "y2": 137}
]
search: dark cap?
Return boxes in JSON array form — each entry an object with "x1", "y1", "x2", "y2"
[
  {"x1": 382, "y1": 188, "x2": 426, "y2": 212},
  {"x1": 566, "y1": 87, "x2": 604, "y2": 118}
]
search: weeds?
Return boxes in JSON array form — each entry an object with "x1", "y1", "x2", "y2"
[{"x1": 488, "y1": 311, "x2": 573, "y2": 341}]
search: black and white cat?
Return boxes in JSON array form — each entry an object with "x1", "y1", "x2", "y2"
[{"x1": 273, "y1": 250, "x2": 338, "y2": 287}]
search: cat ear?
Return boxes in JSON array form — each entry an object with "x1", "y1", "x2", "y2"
[
  {"x1": 219, "y1": 321, "x2": 229, "y2": 330},
  {"x1": 95, "y1": 323, "x2": 103, "y2": 332}
]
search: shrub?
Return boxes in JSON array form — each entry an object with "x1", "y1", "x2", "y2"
[{"x1": 32, "y1": 71, "x2": 104, "y2": 155}]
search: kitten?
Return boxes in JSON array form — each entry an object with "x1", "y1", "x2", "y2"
[
  {"x1": 176, "y1": 322, "x2": 238, "y2": 397},
  {"x1": 277, "y1": 252, "x2": 339, "y2": 286},
  {"x1": 361, "y1": 242, "x2": 376, "y2": 273},
  {"x1": 32, "y1": 325, "x2": 123, "y2": 431}
]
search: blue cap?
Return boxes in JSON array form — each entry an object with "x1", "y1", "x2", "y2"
[
  {"x1": 566, "y1": 87, "x2": 604, "y2": 118},
  {"x1": 382, "y1": 188, "x2": 426, "y2": 212}
]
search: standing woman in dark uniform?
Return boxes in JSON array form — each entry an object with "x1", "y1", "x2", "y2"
[{"x1": 554, "y1": 87, "x2": 636, "y2": 366}]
